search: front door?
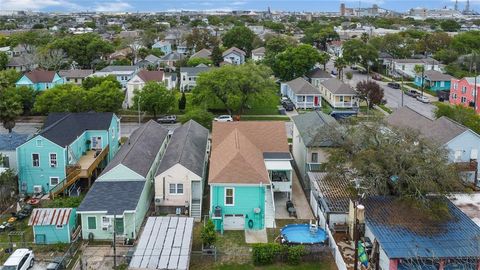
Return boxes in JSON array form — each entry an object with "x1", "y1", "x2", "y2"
[
  {"x1": 91, "y1": 136, "x2": 102, "y2": 150},
  {"x1": 192, "y1": 181, "x2": 202, "y2": 201},
  {"x1": 314, "y1": 96, "x2": 319, "y2": 106},
  {"x1": 114, "y1": 218, "x2": 124, "y2": 234}
]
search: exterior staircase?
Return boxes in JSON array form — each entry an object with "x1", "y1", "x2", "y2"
[
  {"x1": 265, "y1": 187, "x2": 276, "y2": 229},
  {"x1": 191, "y1": 199, "x2": 202, "y2": 221}
]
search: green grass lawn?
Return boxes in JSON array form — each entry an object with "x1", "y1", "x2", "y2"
[{"x1": 378, "y1": 104, "x2": 393, "y2": 114}]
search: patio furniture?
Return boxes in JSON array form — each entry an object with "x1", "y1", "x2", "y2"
[{"x1": 286, "y1": 200, "x2": 297, "y2": 217}]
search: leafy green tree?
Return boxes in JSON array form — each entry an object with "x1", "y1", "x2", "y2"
[
  {"x1": 222, "y1": 26, "x2": 256, "y2": 54},
  {"x1": 271, "y1": 44, "x2": 320, "y2": 81},
  {"x1": 87, "y1": 81, "x2": 124, "y2": 112},
  {"x1": 200, "y1": 219, "x2": 217, "y2": 247},
  {"x1": 137, "y1": 48, "x2": 150, "y2": 60},
  {"x1": 416, "y1": 32, "x2": 452, "y2": 56},
  {"x1": 207, "y1": 16, "x2": 221, "y2": 26},
  {"x1": 0, "y1": 69, "x2": 21, "y2": 90},
  {"x1": 0, "y1": 89, "x2": 23, "y2": 132},
  {"x1": 33, "y1": 84, "x2": 88, "y2": 114},
  {"x1": 325, "y1": 121, "x2": 465, "y2": 218},
  {"x1": 9, "y1": 30, "x2": 50, "y2": 53},
  {"x1": 451, "y1": 31, "x2": 480, "y2": 55},
  {"x1": 302, "y1": 24, "x2": 338, "y2": 50},
  {"x1": 435, "y1": 103, "x2": 480, "y2": 134},
  {"x1": 414, "y1": 64, "x2": 426, "y2": 93},
  {"x1": 180, "y1": 107, "x2": 214, "y2": 130},
  {"x1": 187, "y1": 58, "x2": 213, "y2": 67},
  {"x1": 150, "y1": 48, "x2": 165, "y2": 57},
  {"x1": 342, "y1": 39, "x2": 378, "y2": 68},
  {"x1": 0, "y1": 52, "x2": 8, "y2": 70},
  {"x1": 263, "y1": 35, "x2": 296, "y2": 67},
  {"x1": 133, "y1": 82, "x2": 176, "y2": 117},
  {"x1": 434, "y1": 49, "x2": 459, "y2": 64},
  {"x1": 440, "y1": 20, "x2": 461, "y2": 32},
  {"x1": 4, "y1": 86, "x2": 36, "y2": 115},
  {"x1": 373, "y1": 33, "x2": 416, "y2": 59},
  {"x1": 263, "y1": 21, "x2": 285, "y2": 33},
  {"x1": 82, "y1": 75, "x2": 121, "y2": 90},
  {"x1": 318, "y1": 51, "x2": 331, "y2": 70},
  {"x1": 211, "y1": 46, "x2": 223, "y2": 66},
  {"x1": 193, "y1": 63, "x2": 276, "y2": 115},
  {"x1": 356, "y1": 80, "x2": 384, "y2": 108},
  {"x1": 112, "y1": 59, "x2": 131, "y2": 66},
  {"x1": 334, "y1": 57, "x2": 347, "y2": 80},
  {"x1": 0, "y1": 168, "x2": 17, "y2": 208},
  {"x1": 185, "y1": 28, "x2": 219, "y2": 52},
  {"x1": 178, "y1": 92, "x2": 187, "y2": 111}
]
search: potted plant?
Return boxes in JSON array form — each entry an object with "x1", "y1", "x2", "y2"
[{"x1": 86, "y1": 139, "x2": 91, "y2": 150}]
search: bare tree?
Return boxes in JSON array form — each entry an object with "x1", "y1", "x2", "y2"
[{"x1": 35, "y1": 48, "x2": 67, "y2": 70}]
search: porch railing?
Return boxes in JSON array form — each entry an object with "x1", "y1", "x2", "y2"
[{"x1": 49, "y1": 165, "x2": 81, "y2": 199}]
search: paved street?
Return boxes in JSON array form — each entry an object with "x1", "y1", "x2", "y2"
[{"x1": 325, "y1": 57, "x2": 437, "y2": 119}]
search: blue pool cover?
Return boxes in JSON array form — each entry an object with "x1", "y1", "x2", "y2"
[{"x1": 280, "y1": 224, "x2": 327, "y2": 244}]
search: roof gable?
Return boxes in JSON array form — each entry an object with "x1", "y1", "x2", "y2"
[
  {"x1": 136, "y1": 70, "x2": 164, "y2": 82},
  {"x1": 285, "y1": 77, "x2": 320, "y2": 95},
  {"x1": 320, "y1": 78, "x2": 357, "y2": 95},
  {"x1": 292, "y1": 111, "x2": 337, "y2": 147},
  {"x1": 24, "y1": 70, "x2": 57, "y2": 83}
]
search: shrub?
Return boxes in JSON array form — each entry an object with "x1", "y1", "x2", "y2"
[
  {"x1": 178, "y1": 92, "x2": 187, "y2": 111},
  {"x1": 252, "y1": 243, "x2": 283, "y2": 265},
  {"x1": 345, "y1": 71, "x2": 353, "y2": 80},
  {"x1": 287, "y1": 245, "x2": 305, "y2": 265},
  {"x1": 200, "y1": 219, "x2": 217, "y2": 247}
]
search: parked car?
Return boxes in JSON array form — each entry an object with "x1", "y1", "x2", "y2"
[
  {"x1": 1, "y1": 249, "x2": 35, "y2": 270},
  {"x1": 282, "y1": 101, "x2": 295, "y2": 111},
  {"x1": 387, "y1": 82, "x2": 401, "y2": 89},
  {"x1": 416, "y1": 95, "x2": 430, "y2": 103},
  {"x1": 405, "y1": 90, "x2": 420, "y2": 98},
  {"x1": 437, "y1": 90, "x2": 450, "y2": 102},
  {"x1": 214, "y1": 115, "x2": 233, "y2": 122},
  {"x1": 372, "y1": 73, "x2": 382, "y2": 81},
  {"x1": 331, "y1": 70, "x2": 338, "y2": 76},
  {"x1": 156, "y1": 115, "x2": 177, "y2": 124}
]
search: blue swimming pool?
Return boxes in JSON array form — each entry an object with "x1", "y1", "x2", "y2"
[{"x1": 280, "y1": 224, "x2": 327, "y2": 244}]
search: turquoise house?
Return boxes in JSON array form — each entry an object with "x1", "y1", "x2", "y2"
[
  {"x1": 209, "y1": 122, "x2": 292, "y2": 232},
  {"x1": 77, "y1": 121, "x2": 169, "y2": 241},
  {"x1": 28, "y1": 208, "x2": 78, "y2": 244},
  {"x1": 152, "y1": 40, "x2": 172, "y2": 55},
  {"x1": 16, "y1": 112, "x2": 121, "y2": 196},
  {"x1": 414, "y1": 70, "x2": 454, "y2": 91},
  {"x1": 15, "y1": 70, "x2": 64, "y2": 91}
]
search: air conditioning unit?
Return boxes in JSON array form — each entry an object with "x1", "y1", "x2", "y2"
[
  {"x1": 154, "y1": 197, "x2": 162, "y2": 205},
  {"x1": 102, "y1": 226, "x2": 109, "y2": 231},
  {"x1": 33, "y1": 185, "x2": 43, "y2": 194}
]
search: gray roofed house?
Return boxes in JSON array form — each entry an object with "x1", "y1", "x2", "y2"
[
  {"x1": 385, "y1": 106, "x2": 433, "y2": 132},
  {"x1": 292, "y1": 111, "x2": 337, "y2": 182},
  {"x1": 180, "y1": 66, "x2": 212, "y2": 91},
  {"x1": 101, "y1": 120, "x2": 169, "y2": 178},
  {"x1": 59, "y1": 69, "x2": 93, "y2": 85},
  {"x1": 281, "y1": 77, "x2": 322, "y2": 109},
  {"x1": 423, "y1": 70, "x2": 454, "y2": 82},
  {"x1": 160, "y1": 52, "x2": 184, "y2": 61},
  {"x1": 77, "y1": 120, "x2": 170, "y2": 241},
  {"x1": 0, "y1": 132, "x2": 30, "y2": 171},
  {"x1": 319, "y1": 78, "x2": 359, "y2": 109},
  {"x1": 154, "y1": 120, "x2": 209, "y2": 220},
  {"x1": 92, "y1": 65, "x2": 139, "y2": 87},
  {"x1": 99, "y1": 65, "x2": 138, "y2": 73},
  {"x1": 190, "y1": 48, "x2": 211, "y2": 59},
  {"x1": 251, "y1": 47, "x2": 265, "y2": 61},
  {"x1": 320, "y1": 78, "x2": 357, "y2": 95}
]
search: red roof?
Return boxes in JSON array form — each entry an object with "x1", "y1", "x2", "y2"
[
  {"x1": 136, "y1": 70, "x2": 164, "y2": 82},
  {"x1": 28, "y1": 208, "x2": 72, "y2": 226},
  {"x1": 25, "y1": 70, "x2": 57, "y2": 83}
]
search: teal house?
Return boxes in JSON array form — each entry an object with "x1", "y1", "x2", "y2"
[
  {"x1": 209, "y1": 122, "x2": 292, "y2": 232},
  {"x1": 414, "y1": 70, "x2": 454, "y2": 91},
  {"x1": 28, "y1": 208, "x2": 78, "y2": 244},
  {"x1": 16, "y1": 112, "x2": 121, "y2": 196},
  {"x1": 15, "y1": 70, "x2": 64, "y2": 91},
  {"x1": 152, "y1": 40, "x2": 172, "y2": 55},
  {"x1": 77, "y1": 121, "x2": 169, "y2": 241}
]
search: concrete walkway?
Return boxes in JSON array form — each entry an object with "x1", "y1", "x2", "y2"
[
  {"x1": 291, "y1": 169, "x2": 315, "y2": 220},
  {"x1": 245, "y1": 229, "x2": 268, "y2": 243}
]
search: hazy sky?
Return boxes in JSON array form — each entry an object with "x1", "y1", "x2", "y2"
[{"x1": 0, "y1": 0, "x2": 478, "y2": 13}]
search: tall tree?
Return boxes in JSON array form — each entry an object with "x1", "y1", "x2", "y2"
[
  {"x1": 211, "y1": 46, "x2": 223, "y2": 66},
  {"x1": 302, "y1": 24, "x2": 338, "y2": 50},
  {"x1": 318, "y1": 51, "x2": 331, "y2": 70},
  {"x1": 185, "y1": 28, "x2": 219, "y2": 52},
  {"x1": 222, "y1": 26, "x2": 256, "y2": 54},
  {"x1": 33, "y1": 84, "x2": 88, "y2": 114},
  {"x1": 35, "y1": 48, "x2": 67, "y2": 70},
  {"x1": 133, "y1": 82, "x2": 176, "y2": 117},
  {"x1": 356, "y1": 80, "x2": 384, "y2": 109},
  {"x1": 414, "y1": 64, "x2": 426, "y2": 94},
  {"x1": 193, "y1": 63, "x2": 276, "y2": 115},
  {"x1": 334, "y1": 57, "x2": 347, "y2": 80},
  {"x1": 263, "y1": 35, "x2": 297, "y2": 67},
  {"x1": 87, "y1": 81, "x2": 124, "y2": 112},
  {"x1": 0, "y1": 89, "x2": 23, "y2": 133},
  {"x1": 271, "y1": 44, "x2": 320, "y2": 81},
  {"x1": 0, "y1": 52, "x2": 7, "y2": 70},
  {"x1": 82, "y1": 75, "x2": 121, "y2": 90},
  {"x1": 343, "y1": 39, "x2": 378, "y2": 68}
]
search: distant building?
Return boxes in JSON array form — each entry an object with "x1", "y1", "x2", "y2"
[
  {"x1": 450, "y1": 76, "x2": 480, "y2": 114},
  {"x1": 16, "y1": 70, "x2": 63, "y2": 91}
]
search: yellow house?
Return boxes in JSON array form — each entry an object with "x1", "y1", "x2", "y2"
[{"x1": 319, "y1": 78, "x2": 359, "y2": 109}]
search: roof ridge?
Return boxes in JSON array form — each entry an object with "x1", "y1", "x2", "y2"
[
  {"x1": 120, "y1": 121, "x2": 153, "y2": 166},
  {"x1": 40, "y1": 113, "x2": 72, "y2": 142},
  {"x1": 175, "y1": 121, "x2": 193, "y2": 165}
]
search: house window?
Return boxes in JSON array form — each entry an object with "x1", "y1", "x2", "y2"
[
  {"x1": 453, "y1": 83, "x2": 457, "y2": 90},
  {"x1": 36, "y1": 139, "x2": 42, "y2": 147},
  {"x1": 102, "y1": 216, "x2": 111, "y2": 227},
  {"x1": 454, "y1": 150, "x2": 463, "y2": 161},
  {"x1": 462, "y1": 86, "x2": 467, "y2": 93},
  {"x1": 50, "y1": 177, "x2": 59, "y2": 186},
  {"x1": 311, "y1": 153, "x2": 318, "y2": 163},
  {"x1": 169, "y1": 183, "x2": 184, "y2": 194},
  {"x1": 225, "y1": 187, "x2": 234, "y2": 206},
  {"x1": 452, "y1": 93, "x2": 457, "y2": 99},
  {"x1": 440, "y1": 81, "x2": 444, "y2": 87},
  {"x1": 87, "y1": 217, "x2": 96, "y2": 230},
  {"x1": 32, "y1": 153, "x2": 40, "y2": 167},
  {"x1": 461, "y1": 97, "x2": 467, "y2": 103},
  {"x1": 50, "y1": 153, "x2": 57, "y2": 167},
  {"x1": 56, "y1": 225, "x2": 64, "y2": 229}
]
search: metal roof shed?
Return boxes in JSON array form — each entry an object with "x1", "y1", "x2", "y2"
[{"x1": 129, "y1": 217, "x2": 194, "y2": 270}]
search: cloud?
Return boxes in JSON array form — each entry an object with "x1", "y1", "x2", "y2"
[
  {"x1": 94, "y1": 1, "x2": 132, "y2": 12},
  {"x1": 0, "y1": 0, "x2": 80, "y2": 11}
]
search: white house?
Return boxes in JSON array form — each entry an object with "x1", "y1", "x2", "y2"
[
  {"x1": 125, "y1": 70, "x2": 169, "y2": 108},
  {"x1": 222, "y1": 47, "x2": 246, "y2": 65},
  {"x1": 387, "y1": 58, "x2": 442, "y2": 78},
  {"x1": 319, "y1": 78, "x2": 359, "y2": 109},
  {"x1": 281, "y1": 77, "x2": 322, "y2": 109},
  {"x1": 91, "y1": 65, "x2": 139, "y2": 88},
  {"x1": 251, "y1": 47, "x2": 265, "y2": 61},
  {"x1": 179, "y1": 65, "x2": 211, "y2": 91},
  {"x1": 154, "y1": 120, "x2": 209, "y2": 220}
]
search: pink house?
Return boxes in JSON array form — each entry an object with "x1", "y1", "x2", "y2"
[{"x1": 450, "y1": 76, "x2": 480, "y2": 114}]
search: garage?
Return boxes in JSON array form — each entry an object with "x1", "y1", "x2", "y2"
[{"x1": 223, "y1": 214, "x2": 245, "y2": 230}]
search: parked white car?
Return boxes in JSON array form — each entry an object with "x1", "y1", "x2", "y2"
[
  {"x1": 1, "y1": 249, "x2": 35, "y2": 270},
  {"x1": 416, "y1": 95, "x2": 430, "y2": 103},
  {"x1": 214, "y1": 115, "x2": 233, "y2": 122}
]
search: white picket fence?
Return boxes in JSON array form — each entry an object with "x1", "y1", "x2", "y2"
[{"x1": 326, "y1": 225, "x2": 349, "y2": 270}]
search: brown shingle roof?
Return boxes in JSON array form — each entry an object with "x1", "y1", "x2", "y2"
[
  {"x1": 191, "y1": 48, "x2": 212, "y2": 59},
  {"x1": 209, "y1": 121, "x2": 289, "y2": 185},
  {"x1": 136, "y1": 70, "x2": 164, "y2": 82},
  {"x1": 386, "y1": 106, "x2": 433, "y2": 132},
  {"x1": 25, "y1": 70, "x2": 57, "y2": 83},
  {"x1": 59, "y1": 69, "x2": 93, "y2": 78}
]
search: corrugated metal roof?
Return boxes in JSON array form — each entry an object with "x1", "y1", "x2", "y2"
[
  {"x1": 28, "y1": 208, "x2": 72, "y2": 226},
  {"x1": 365, "y1": 196, "x2": 480, "y2": 259}
]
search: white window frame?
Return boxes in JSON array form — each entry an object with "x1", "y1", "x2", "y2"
[
  {"x1": 454, "y1": 150, "x2": 463, "y2": 162},
  {"x1": 461, "y1": 97, "x2": 467, "y2": 103},
  {"x1": 102, "y1": 216, "x2": 112, "y2": 227},
  {"x1": 49, "y1": 177, "x2": 60, "y2": 186},
  {"x1": 49, "y1": 153, "x2": 57, "y2": 168},
  {"x1": 32, "y1": 153, "x2": 40, "y2": 167},
  {"x1": 169, "y1": 183, "x2": 184, "y2": 195},
  {"x1": 224, "y1": 187, "x2": 235, "y2": 206}
]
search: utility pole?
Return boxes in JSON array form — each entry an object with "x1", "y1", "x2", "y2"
[
  {"x1": 401, "y1": 76, "x2": 404, "y2": 107},
  {"x1": 113, "y1": 216, "x2": 117, "y2": 269},
  {"x1": 137, "y1": 96, "x2": 141, "y2": 126},
  {"x1": 474, "y1": 66, "x2": 477, "y2": 113}
]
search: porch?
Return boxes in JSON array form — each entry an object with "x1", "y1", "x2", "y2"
[{"x1": 266, "y1": 160, "x2": 293, "y2": 195}]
